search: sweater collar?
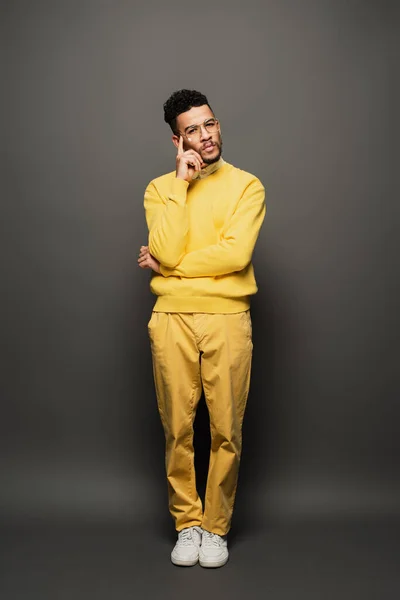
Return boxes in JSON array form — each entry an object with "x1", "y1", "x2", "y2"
[{"x1": 191, "y1": 156, "x2": 225, "y2": 180}]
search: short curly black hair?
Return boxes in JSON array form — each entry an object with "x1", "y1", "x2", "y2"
[{"x1": 163, "y1": 89, "x2": 213, "y2": 133}]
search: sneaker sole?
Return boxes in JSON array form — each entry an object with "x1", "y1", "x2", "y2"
[
  {"x1": 171, "y1": 556, "x2": 199, "y2": 567},
  {"x1": 199, "y1": 555, "x2": 229, "y2": 568}
]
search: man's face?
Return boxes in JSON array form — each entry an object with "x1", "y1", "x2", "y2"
[{"x1": 172, "y1": 105, "x2": 223, "y2": 166}]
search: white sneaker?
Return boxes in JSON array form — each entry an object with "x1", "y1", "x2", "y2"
[
  {"x1": 171, "y1": 526, "x2": 203, "y2": 566},
  {"x1": 199, "y1": 530, "x2": 229, "y2": 568}
]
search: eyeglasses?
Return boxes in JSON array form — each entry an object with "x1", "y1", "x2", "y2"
[{"x1": 177, "y1": 118, "x2": 220, "y2": 142}]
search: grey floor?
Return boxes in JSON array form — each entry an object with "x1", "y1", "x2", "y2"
[{"x1": 1, "y1": 515, "x2": 399, "y2": 600}]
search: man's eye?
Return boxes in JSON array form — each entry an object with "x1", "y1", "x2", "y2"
[{"x1": 187, "y1": 128, "x2": 196, "y2": 134}]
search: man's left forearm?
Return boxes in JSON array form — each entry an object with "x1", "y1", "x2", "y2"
[{"x1": 159, "y1": 241, "x2": 251, "y2": 278}]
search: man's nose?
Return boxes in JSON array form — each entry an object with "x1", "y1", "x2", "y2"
[{"x1": 200, "y1": 126, "x2": 211, "y2": 141}]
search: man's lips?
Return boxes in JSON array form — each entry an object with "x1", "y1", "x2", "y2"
[{"x1": 203, "y1": 142, "x2": 215, "y2": 151}]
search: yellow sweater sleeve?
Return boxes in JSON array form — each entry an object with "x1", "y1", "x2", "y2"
[
  {"x1": 160, "y1": 178, "x2": 266, "y2": 278},
  {"x1": 144, "y1": 178, "x2": 190, "y2": 268}
]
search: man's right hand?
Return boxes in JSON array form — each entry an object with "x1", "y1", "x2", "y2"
[{"x1": 176, "y1": 135, "x2": 204, "y2": 183}]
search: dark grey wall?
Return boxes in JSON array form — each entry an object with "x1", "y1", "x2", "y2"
[{"x1": 2, "y1": 0, "x2": 399, "y2": 523}]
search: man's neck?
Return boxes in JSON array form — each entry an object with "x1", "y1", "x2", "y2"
[{"x1": 192, "y1": 156, "x2": 225, "y2": 180}]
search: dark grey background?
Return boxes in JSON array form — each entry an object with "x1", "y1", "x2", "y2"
[{"x1": 2, "y1": 0, "x2": 399, "y2": 597}]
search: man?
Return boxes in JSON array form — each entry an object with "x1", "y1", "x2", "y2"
[{"x1": 138, "y1": 89, "x2": 266, "y2": 568}]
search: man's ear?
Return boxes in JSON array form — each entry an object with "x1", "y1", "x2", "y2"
[{"x1": 172, "y1": 134, "x2": 179, "y2": 150}]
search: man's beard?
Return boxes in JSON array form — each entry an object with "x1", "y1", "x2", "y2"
[{"x1": 201, "y1": 138, "x2": 223, "y2": 165}]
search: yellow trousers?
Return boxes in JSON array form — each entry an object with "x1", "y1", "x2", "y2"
[{"x1": 148, "y1": 310, "x2": 253, "y2": 536}]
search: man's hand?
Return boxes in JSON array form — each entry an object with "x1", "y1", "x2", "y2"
[
  {"x1": 176, "y1": 135, "x2": 205, "y2": 183},
  {"x1": 138, "y1": 246, "x2": 161, "y2": 273}
]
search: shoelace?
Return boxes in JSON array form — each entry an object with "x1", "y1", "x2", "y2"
[
  {"x1": 178, "y1": 527, "x2": 199, "y2": 546},
  {"x1": 202, "y1": 531, "x2": 223, "y2": 548}
]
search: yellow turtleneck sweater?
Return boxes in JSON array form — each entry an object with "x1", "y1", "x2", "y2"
[{"x1": 143, "y1": 159, "x2": 266, "y2": 313}]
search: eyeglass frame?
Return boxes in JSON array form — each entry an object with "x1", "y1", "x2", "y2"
[{"x1": 175, "y1": 117, "x2": 221, "y2": 141}]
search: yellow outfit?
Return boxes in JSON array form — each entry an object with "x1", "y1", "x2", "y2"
[{"x1": 144, "y1": 159, "x2": 266, "y2": 535}]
